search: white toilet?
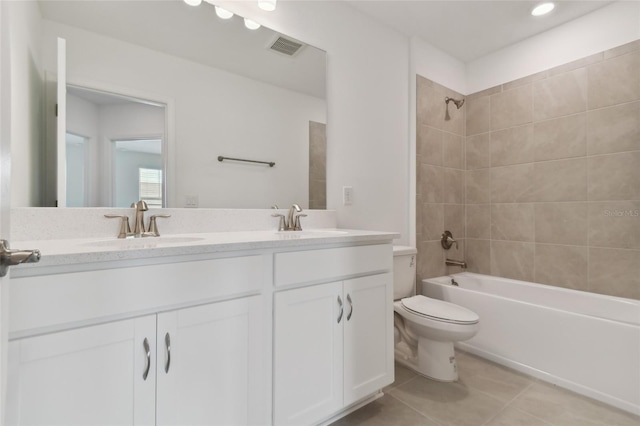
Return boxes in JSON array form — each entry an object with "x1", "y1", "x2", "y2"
[{"x1": 392, "y1": 246, "x2": 479, "y2": 382}]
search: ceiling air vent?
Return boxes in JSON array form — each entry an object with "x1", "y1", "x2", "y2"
[{"x1": 269, "y1": 36, "x2": 305, "y2": 57}]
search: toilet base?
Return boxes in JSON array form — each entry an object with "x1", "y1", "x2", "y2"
[{"x1": 394, "y1": 338, "x2": 458, "y2": 382}]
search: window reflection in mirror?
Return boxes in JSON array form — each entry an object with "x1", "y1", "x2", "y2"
[{"x1": 66, "y1": 86, "x2": 166, "y2": 207}]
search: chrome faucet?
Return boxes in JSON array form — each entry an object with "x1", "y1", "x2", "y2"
[{"x1": 272, "y1": 204, "x2": 306, "y2": 231}]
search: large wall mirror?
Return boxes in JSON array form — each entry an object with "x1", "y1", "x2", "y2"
[{"x1": 12, "y1": 0, "x2": 327, "y2": 209}]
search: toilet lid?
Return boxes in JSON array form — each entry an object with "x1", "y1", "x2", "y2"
[{"x1": 401, "y1": 295, "x2": 479, "y2": 324}]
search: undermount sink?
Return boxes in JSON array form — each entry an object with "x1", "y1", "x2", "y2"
[{"x1": 85, "y1": 236, "x2": 206, "y2": 248}]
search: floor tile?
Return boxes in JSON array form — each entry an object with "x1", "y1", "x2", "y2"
[
  {"x1": 484, "y1": 406, "x2": 553, "y2": 426},
  {"x1": 510, "y1": 381, "x2": 640, "y2": 426},
  {"x1": 387, "y1": 375, "x2": 504, "y2": 426},
  {"x1": 456, "y1": 351, "x2": 534, "y2": 403},
  {"x1": 330, "y1": 394, "x2": 440, "y2": 426},
  {"x1": 383, "y1": 362, "x2": 418, "y2": 392}
]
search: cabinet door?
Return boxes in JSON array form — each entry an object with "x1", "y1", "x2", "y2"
[
  {"x1": 156, "y1": 296, "x2": 265, "y2": 426},
  {"x1": 343, "y1": 273, "x2": 394, "y2": 405},
  {"x1": 274, "y1": 282, "x2": 343, "y2": 426},
  {"x1": 6, "y1": 316, "x2": 157, "y2": 426}
]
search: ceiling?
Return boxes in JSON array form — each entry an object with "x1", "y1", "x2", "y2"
[
  {"x1": 345, "y1": 0, "x2": 614, "y2": 62},
  {"x1": 38, "y1": 0, "x2": 326, "y2": 98}
]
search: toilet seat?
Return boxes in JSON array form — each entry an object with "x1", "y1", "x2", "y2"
[{"x1": 401, "y1": 295, "x2": 479, "y2": 325}]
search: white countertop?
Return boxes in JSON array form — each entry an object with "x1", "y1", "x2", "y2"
[{"x1": 12, "y1": 229, "x2": 399, "y2": 271}]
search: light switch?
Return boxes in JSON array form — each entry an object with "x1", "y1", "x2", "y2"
[{"x1": 185, "y1": 195, "x2": 199, "y2": 208}]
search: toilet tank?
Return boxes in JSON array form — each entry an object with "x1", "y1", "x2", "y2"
[{"x1": 393, "y1": 246, "x2": 417, "y2": 300}]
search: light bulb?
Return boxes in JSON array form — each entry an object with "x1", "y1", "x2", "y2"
[
  {"x1": 215, "y1": 6, "x2": 234, "y2": 19},
  {"x1": 531, "y1": 2, "x2": 555, "y2": 16},
  {"x1": 183, "y1": 0, "x2": 202, "y2": 6},
  {"x1": 258, "y1": 0, "x2": 277, "y2": 12},
  {"x1": 244, "y1": 18, "x2": 261, "y2": 30}
]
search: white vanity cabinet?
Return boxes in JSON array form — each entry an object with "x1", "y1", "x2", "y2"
[
  {"x1": 7, "y1": 315, "x2": 158, "y2": 425},
  {"x1": 7, "y1": 254, "x2": 269, "y2": 426},
  {"x1": 273, "y1": 245, "x2": 394, "y2": 426}
]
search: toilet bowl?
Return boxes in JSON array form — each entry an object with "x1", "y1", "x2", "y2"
[{"x1": 392, "y1": 246, "x2": 479, "y2": 382}]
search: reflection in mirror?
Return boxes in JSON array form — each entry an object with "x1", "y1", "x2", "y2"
[
  {"x1": 65, "y1": 85, "x2": 166, "y2": 208},
  {"x1": 9, "y1": 0, "x2": 326, "y2": 209}
]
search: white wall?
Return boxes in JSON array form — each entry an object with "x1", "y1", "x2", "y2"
[
  {"x1": 466, "y1": 1, "x2": 640, "y2": 93},
  {"x1": 7, "y1": 1, "x2": 43, "y2": 207},
  {"x1": 42, "y1": 20, "x2": 326, "y2": 211},
  {"x1": 217, "y1": 0, "x2": 411, "y2": 243}
]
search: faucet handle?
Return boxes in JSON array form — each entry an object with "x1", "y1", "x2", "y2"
[
  {"x1": 105, "y1": 215, "x2": 132, "y2": 239},
  {"x1": 147, "y1": 214, "x2": 171, "y2": 237},
  {"x1": 271, "y1": 214, "x2": 287, "y2": 232},
  {"x1": 293, "y1": 213, "x2": 307, "y2": 231}
]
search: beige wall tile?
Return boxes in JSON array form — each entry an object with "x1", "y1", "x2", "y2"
[
  {"x1": 465, "y1": 239, "x2": 491, "y2": 274},
  {"x1": 467, "y1": 85, "x2": 502, "y2": 101},
  {"x1": 534, "y1": 68, "x2": 587, "y2": 121},
  {"x1": 417, "y1": 125, "x2": 443, "y2": 166},
  {"x1": 588, "y1": 247, "x2": 640, "y2": 299},
  {"x1": 588, "y1": 151, "x2": 640, "y2": 201},
  {"x1": 587, "y1": 101, "x2": 640, "y2": 155},
  {"x1": 604, "y1": 39, "x2": 640, "y2": 59},
  {"x1": 534, "y1": 113, "x2": 586, "y2": 161},
  {"x1": 467, "y1": 96, "x2": 491, "y2": 136},
  {"x1": 534, "y1": 244, "x2": 588, "y2": 291},
  {"x1": 491, "y1": 203, "x2": 535, "y2": 242},
  {"x1": 444, "y1": 204, "x2": 464, "y2": 241},
  {"x1": 416, "y1": 75, "x2": 433, "y2": 126},
  {"x1": 491, "y1": 164, "x2": 534, "y2": 203},
  {"x1": 491, "y1": 84, "x2": 533, "y2": 130},
  {"x1": 491, "y1": 124, "x2": 535, "y2": 167},
  {"x1": 466, "y1": 133, "x2": 491, "y2": 170},
  {"x1": 466, "y1": 169, "x2": 491, "y2": 204},
  {"x1": 466, "y1": 204, "x2": 490, "y2": 239},
  {"x1": 444, "y1": 168, "x2": 464, "y2": 204},
  {"x1": 420, "y1": 80, "x2": 446, "y2": 130},
  {"x1": 588, "y1": 201, "x2": 640, "y2": 250},
  {"x1": 443, "y1": 132, "x2": 463, "y2": 169},
  {"x1": 421, "y1": 203, "x2": 444, "y2": 241},
  {"x1": 532, "y1": 158, "x2": 587, "y2": 202},
  {"x1": 419, "y1": 164, "x2": 443, "y2": 203},
  {"x1": 547, "y1": 53, "x2": 602, "y2": 76},
  {"x1": 502, "y1": 70, "x2": 548, "y2": 91},
  {"x1": 535, "y1": 202, "x2": 588, "y2": 246},
  {"x1": 417, "y1": 240, "x2": 446, "y2": 280},
  {"x1": 490, "y1": 241, "x2": 535, "y2": 281},
  {"x1": 588, "y1": 51, "x2": 640, "y2": 109}
]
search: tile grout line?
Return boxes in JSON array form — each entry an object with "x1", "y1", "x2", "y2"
[
  {"x1": 478, "y1": 381, "x2": 538, "y2": 426},
  {"x1": 386, "y1": 389, "x2": 446, "y2": 426}
]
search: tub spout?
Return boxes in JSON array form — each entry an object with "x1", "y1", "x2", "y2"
[{"x1": 446, "y1": 258, "x2": 467, "y2": 269}]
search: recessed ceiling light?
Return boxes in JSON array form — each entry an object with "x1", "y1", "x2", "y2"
[
  {"x1": 531, "y1": 2, "x2": 555, "y2": 16},
  {"x1": 244, "y1": 18, "x2": 261, "y2": 30},
  {"x1": 215, "y1": 6, "x2": 234, "y2": 19},
  {"x1": 183, "y1": 0, "x2": 202, "y2": 6},
  {"x1": 258, "y1": 0, "x2": 277, "y2": 12}
]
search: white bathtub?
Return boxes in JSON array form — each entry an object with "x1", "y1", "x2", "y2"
[{"x1": 422, "y1": 272, "x2": 640, "y2": 415}]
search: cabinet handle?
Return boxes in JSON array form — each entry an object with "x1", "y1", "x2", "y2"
[
  {"x1": 347, "y1": 294, "x2": 353, "y2": 321},
  {"x1": 165, "y1": 332, "x2": 171, "y2": 374},
  {"x1": 143, "y1": 338, "x2": 151, "y2": 381},
  {"x1": 337, "y1": 295, "x2": 343, "y2": 323}
]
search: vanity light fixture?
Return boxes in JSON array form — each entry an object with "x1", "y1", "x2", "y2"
[
  {"x1": 244, "y1": 18, "x2": 261, "y2": 30},
  {"x1": 215, "y1": 5, "x2": 234, "y2": 19},
  {"x1": 531, "y1": 2, "x2": 555, "y2": 16},
  {"x1": 258, "y1": 0, "x2": 277, "y2": 12}
]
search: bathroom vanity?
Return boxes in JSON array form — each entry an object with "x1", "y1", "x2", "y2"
[{"x1": 6, "y1": 228, "x2": 396, "y2": 426}]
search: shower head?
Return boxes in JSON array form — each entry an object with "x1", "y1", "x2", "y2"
[
  {"x1": 444, "y1": 96, "x2": 465, "y2": 121},
  {"x1": 445, "y1": 97, "x2": 465, "y2": 109}
]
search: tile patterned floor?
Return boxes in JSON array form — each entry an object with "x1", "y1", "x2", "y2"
[{"x1": 331, "y1": 351, "x2": 640, "y2": 426}]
